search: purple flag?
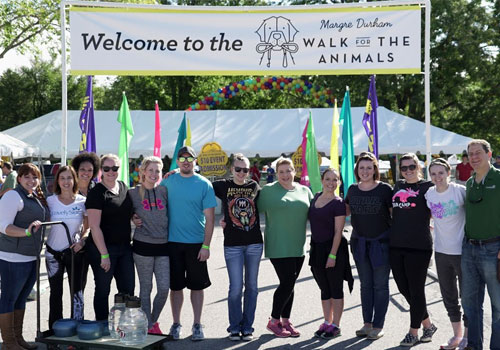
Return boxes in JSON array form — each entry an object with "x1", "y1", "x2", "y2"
[
  {"x1": 79, "y1": 76, "x2": 96, "y2": 153},
  {"x1": 362, "y1": 75, "x2": 379, "y2": 158}
]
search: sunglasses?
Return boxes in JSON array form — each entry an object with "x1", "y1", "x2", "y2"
[
  {"x1": 102, "y1": 166, "x2": 119, "y2": 172},
  {"x1": 400, "y1": 164, "x2": 417, "y2": 172},
  {"x1": 178, "y1": 156, "x2": 195, "y2": 163},
  {"x1": 234, "y1": 167, "x2": 249, "y2": 173}
]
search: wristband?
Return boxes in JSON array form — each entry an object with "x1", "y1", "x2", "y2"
[
  {"x1": 25, "y1": 229, "x2": 31, "y2": 237},
  {"x1": 201, "y1": 244, "x2": 210, "y2": 250},
  {"x1": 101, "y1": 254, "x2": 109, "y2": 259},
  {"x1": 328, "y1": 254, "x2": 337, "y2": 260}
]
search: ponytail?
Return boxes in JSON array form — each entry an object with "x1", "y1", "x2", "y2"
[{"x1": 35, "y1": 185, "x2": 48, "y2": 208}]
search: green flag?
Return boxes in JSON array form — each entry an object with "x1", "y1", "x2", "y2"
[
  {"x1": 339, "y1": 89, "x2": 355, "y2": 198},
  {"x1": 117, "y1": 92, "x2": 134, "y2": 184},
  {"x1": 305, "y1": 111, "x2": 322, "y2": 194},
  {"x1": 169, "y1": 113, "x2": 187, "y2": 171}
]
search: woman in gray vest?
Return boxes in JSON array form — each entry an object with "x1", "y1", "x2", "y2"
[{"x1": 0, "y1": 163, "x2": 48, "y2": 350}]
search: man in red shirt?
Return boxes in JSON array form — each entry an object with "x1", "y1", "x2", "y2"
[
  {"x1": 249, "y1": 161, "x2": 261, "y2": 183},
  {"x1": 455, "y1": 153, "x2": 473, "y2": 184}
]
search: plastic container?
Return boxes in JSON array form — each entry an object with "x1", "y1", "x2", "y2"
[
  {"x1": 77, "y1": 320, "x2": 102, "y2": 340},
  {"x1": 108, "y1": 293, "x2": 127, "y2": 339},
  {"x1": 52, "y1": 318, "x2": 79, "y2": 337},
  {"x1": 118, "y1": 296, "x2": 148, "y2": 345}
]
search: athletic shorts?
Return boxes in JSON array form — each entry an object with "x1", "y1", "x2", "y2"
[{"x1": 168, "y1": 242, "x2": 211, "y2": 291}]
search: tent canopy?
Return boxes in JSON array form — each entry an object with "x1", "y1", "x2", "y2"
[
  {"x1": 4, "y1": 107, "x2": 472, "y2": 158},
  {"x1": 0, "y1": 132, "x2": 39, "y2": 158}
]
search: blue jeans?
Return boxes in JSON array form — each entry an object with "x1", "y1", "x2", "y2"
[
  {"x1": 0, "y1": 259, "x2": 37, "y2": 313},
  {"x1": 354, "y1": 242, "x2": 390, "y2": 329},
  {"x1": 461, "y1": 240, "x2": 500, "y2": 350},
  {"x1": 224, "y1": 243, "x2": 263, "y2": 334}
]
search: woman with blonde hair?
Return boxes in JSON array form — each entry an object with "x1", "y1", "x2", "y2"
[{"x1": 128, "y1": 156, "x2": 169, "y2": 334}]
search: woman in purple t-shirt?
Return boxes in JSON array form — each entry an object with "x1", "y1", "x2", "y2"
[{"x1": 308, "y1": 168, "x2": 353, "y2": 340}]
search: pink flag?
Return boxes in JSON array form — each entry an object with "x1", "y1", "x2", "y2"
[
  {"x1": 154, "y1": 101, "x2": 161, "y2": 157},
  {"x1": 300, "y1": 118, "x2": 310, "y2": 186}
]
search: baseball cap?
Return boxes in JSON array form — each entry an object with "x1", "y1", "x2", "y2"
[{"x1": 177, "y1": 146, "x2": 197, "y2": 158}]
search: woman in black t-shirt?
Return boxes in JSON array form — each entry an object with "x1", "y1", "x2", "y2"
[
  {"x1": 213, "y1": 153, "x2": 263, "y2": 341},
  {"x1": 390, "y1": 153, "x2": 436, "y2": 346},
  {"x1": 85, "y1": 154, "x2": 134, "y2": 321}
]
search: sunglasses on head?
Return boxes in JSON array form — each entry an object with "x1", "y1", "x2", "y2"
[
  {"x1": 102, "y1": 166, "x2": 119, "y2": 172},
  {"x1": 400, "y1": 164, "x2": 417, "y2": 172},
  {"x1": 178, "y1": 156, "x2": 194, "y2": 163},
  {"x1": 234, "y1": 167, "x2": 249, "y2": 173}
]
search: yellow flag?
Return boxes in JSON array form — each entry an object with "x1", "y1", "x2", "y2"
[
  {"x1": 185, "y1": 118, "x2": 192, "y2": 146},
  {"x1": 330, "y1": 99, "x2": 340, "y2": 195}
]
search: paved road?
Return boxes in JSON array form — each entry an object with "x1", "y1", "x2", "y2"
[{"x1": 24, "y1": 217, "x2": 491, "y2": 350}]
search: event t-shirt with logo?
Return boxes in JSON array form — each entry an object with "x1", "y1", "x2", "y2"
[
  {"x1": 47, "y1": 194, "x2": 87, "y2": 253},
  {"x1": 390, "y1": 180, "x2": 433, "y2": 251},
  {"x1": 213, "y1": 179, "x2": 263, "y2": 246},
  {"x1": 160, "y1": 173, "x2": 217, "y2": 244},
  {"x1": 425, "y1": 182, "x2": 465, "y2": 255},
  {"x1": 345, "y1": 182, "x2": 393, "y2": 239}
]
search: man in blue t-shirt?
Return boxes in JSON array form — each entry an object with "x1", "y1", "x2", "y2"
[{"x1": 160, "y1": 146, "x2": 216, "y2": 341}]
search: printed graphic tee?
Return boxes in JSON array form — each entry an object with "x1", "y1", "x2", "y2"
[
  {"x1": 391, "y1": 180, "x2": 433, "y2": 250},
  {"x1": 213, "y1": 179, "x2": 263, "y2": 246},
  {"x1": 425, "y1": 182, "x2": 465, "y2": 255}
]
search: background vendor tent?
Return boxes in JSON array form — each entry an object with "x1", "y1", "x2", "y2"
[
  {"x1": 4, "y1": 107, "x2": 472, "y2": 158},
  {"x1": 0, "y1": 132, "x2": 39, "y2": 158}
]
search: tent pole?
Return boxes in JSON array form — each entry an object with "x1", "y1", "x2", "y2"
[
  {"x1": 424, "y1": 0, "x2": 431, "y2": 178},
  {"x1": 61, "y1": 0, "x2": 68, "y2": 165}
]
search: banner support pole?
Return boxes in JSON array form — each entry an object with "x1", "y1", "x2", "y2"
[
  {"x1": 61, "y1": 0, "x2": 68, "y2": 165},
  {"x1": 424, "y1": 0, "x2": 431, "y2": 177}
]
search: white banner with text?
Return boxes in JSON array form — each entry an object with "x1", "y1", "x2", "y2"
[{"x1": 69, "y1": 5, "x2": 421, "y2": 76}]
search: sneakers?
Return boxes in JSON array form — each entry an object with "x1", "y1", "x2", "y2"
[
  {"x1": 321, "y1": 324, "x2": 341, "y2": 339},
  {"x1": 367, "y1": 328, "x2": 384, "y2": 340},
  {"x1": 168, "y1": 323, "x2": 182, "y2": 340},
  {"x1": 228, "y1": 332, "x2": 240, "y2": 341},
  {"x1": 282, "y1": 322, "x2": 300, "y2": 337},
  {"x1": 314, "y1": 323, "x2": 329, "y2": 338},
  {"x1": 148, "y1": 322, "x2": 162, "y2": 335},
  {"x1": 266, "y1": 319, "x2": 291, "y2": 338},
  {"x1": 400, "y1": 333, "x2": 419, "y2": 347},
  {"x1": 440, "y1": 336, "x2": 462, "y2": 349},
  {"x1": 355, "y1": 325, "x2": 373, "y2": 337},
  {"x1": 191, "y1": 323, "x2": 205, "y2": 341},
  {"x1": 421, "y1": 324, "x2": 438, "y2": 343},
  {"x1": 241, "y1": 332, "x2": 254, "y2": 341}
]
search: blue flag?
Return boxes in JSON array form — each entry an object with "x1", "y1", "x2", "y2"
[
  {"x1": 340, "y1": 89, "x2": 355, "y2": 198},
  {"x1": 169, "y1": 113, "x2": 187, "y2": 171},
  {"x1": 362, "y1": 75, "x2": 379, "y2": 158},
  {"x1": 79, "y1": 76, "x2": 96, "y2": 153}
]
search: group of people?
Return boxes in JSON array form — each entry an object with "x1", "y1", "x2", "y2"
[{"x1": 0, "y1": 139, "x2": 498, "y2": 350}]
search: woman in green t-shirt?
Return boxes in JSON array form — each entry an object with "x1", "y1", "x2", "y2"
[{"x1": 257, "y1": 158, "x2": 313, "y2": 338}]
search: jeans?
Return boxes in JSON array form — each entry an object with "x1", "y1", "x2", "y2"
[
  {"x1": 224, "y1": 243, "x2": 263, "y2": 334},
  {"x1": 461, "y1": 240, "x2": 500, "y2": 350},
  {"x1": 0, "y1": 259, "x2": 37, "y2": 313},
  {"x1": 354, "y1": 242, "x2": 390, "y2": 329},
  {"x1": 86, "y1": 241, "x2": 135, "y2": 321}
]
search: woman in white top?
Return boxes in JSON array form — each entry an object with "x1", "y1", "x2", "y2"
[
  {"x1": 46, "y1": 165, "x2": 89, "y2": 329},
  {"x1": 425, "y1": 158, "x2": 467, "y2": 350}
]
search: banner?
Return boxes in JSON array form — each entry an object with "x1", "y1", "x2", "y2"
[{"x1": 69, "y1": 5, "x2": 421, "y2": 76}]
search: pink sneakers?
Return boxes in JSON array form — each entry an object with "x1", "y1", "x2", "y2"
[
  {"x1": 266, "y1": 319, "x2": 291, "y2": 338},
  {"x1": 148, "y1": 322, "x2": 163, "y2": 335},
  {"x1": 282, "y1": 322, "x2": 300, "y2": 337}
]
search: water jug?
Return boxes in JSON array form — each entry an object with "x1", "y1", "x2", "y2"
[
  {"x1": 118, "y1": 296, "x2": 148, "y2": 345},
  {"x1": 108, "y1": 293, "x2": 127, "y2": 339}
]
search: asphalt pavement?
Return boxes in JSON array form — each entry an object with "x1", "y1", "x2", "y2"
[{"x1": 23, "y1": 216, "x2": 492, "y2": 350}]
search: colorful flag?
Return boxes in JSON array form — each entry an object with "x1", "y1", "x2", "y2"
[
  {"x1": 340, "y1": 88, "x2": 355, "y2": 198},
  {"x1": 169, "y1": 113, "x2": 187, "y2": 171},
  {"x1": 362, "y1": 75, "x2": 379, "y2": 158},
  {"x1": 330, "y1": 98, "x2": 340, "y2": 195},
  {"x1": 300, "y1": 118, "x2": 309, "y2": 186},
  {"x1": 185, "y1": 118, "x2": 192, "y2": 147},
  {"x1": 305, "y1": 111, "x2": 322, "y2": 194},
  {"x1": 117, "y1": 92, "x2": 134, "y2": 184},
  {"x1": 154, "y1": 101, "x2": 161, "y2": 157},
  {"x1": 79, "y1": 76, "x2": 96, "y2": 153}
]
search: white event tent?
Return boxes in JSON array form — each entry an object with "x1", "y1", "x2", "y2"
[
  {"x1": 0, "y1": 132, "x2": 39, "y2": 158},
  {"x1": 4, "y1": 107, "x2": 471, "y2": 158}
]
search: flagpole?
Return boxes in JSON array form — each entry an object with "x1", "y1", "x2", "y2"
[
  {"x1": 424, "y1": 0, "x2": 432, "y2": 177},
  {"x1": 60, "y1": 0, "x2": 68, "y2": 165}
]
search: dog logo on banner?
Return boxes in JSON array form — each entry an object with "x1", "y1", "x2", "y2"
[{"x1": 255, "y1": 16, "x2": 299, "y2": 68}]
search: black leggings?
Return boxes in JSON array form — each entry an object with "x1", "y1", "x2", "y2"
[
  {"x1": 389, "y1": 247, "x2": 432, "y2": 329},
  {"x1": 270, "y1": 256, "x2": 305, "y2": 319}
]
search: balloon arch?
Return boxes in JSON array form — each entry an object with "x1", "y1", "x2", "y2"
[{"x1": 186, "y1": 76, "x2": 336, "y2": 111}]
